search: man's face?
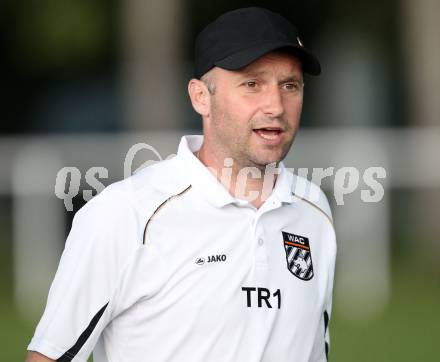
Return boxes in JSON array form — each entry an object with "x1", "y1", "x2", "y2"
[{"x1": 204, "y1": 51, "x2": 304, "y2": 170}]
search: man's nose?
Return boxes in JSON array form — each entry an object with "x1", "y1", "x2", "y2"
[{"x1": 262, "y1": 86, "x2": 284, "y2": 118}]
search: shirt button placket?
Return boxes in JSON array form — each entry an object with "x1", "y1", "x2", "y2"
[{"x1": 254, "y1": 219, "x2": 268, "y2": 266}]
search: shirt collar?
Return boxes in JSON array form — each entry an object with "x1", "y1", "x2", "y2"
[
  {"x1": 176, "y1": 135, "x2": 294, "y2": 207},
  {"x1": 271, "y1": 161, "x2": 295, "y2": 204},
  {"x1": 177, "y1": 135, "x2": 236, "y2": 207}
]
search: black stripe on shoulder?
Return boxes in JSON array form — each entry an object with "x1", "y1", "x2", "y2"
[
  {"x1": 291, "y1": 192, "x2": 333, "y2": 226},
  {"x1": 57, "y1": 302, "x2": 109, "y2": 361},
  {"x1": 143, "y1": 184, "x2": 192, "y2": 245}
]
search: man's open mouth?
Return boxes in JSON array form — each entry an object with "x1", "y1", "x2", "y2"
[{"x1": 253, "y1": 127, "x2": 283, "y2": 140}]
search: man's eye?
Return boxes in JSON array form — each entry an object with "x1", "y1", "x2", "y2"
[
  {"x1": 244, "y1": 81, "x2": 257, "y2": 88},
  {"x1": 283, "y1": 81, "x2": 303, "y2": 91}
]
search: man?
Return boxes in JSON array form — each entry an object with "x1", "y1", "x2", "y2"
[{"x1": 27, "y1": 7, "x2": 336, "y2": 362}]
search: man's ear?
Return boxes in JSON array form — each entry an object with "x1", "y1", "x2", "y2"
[{"x1": 188, "y1": 79, "x2": 211, "y2": 116}]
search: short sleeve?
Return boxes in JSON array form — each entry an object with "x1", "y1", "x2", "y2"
[{"x1": 27, "y1": 185, "x2": 141, "y2": 361}]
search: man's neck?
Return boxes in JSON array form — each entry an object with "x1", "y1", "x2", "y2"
[{"x1": 195, "y1": 148, "x2": 278, "y2": 209}]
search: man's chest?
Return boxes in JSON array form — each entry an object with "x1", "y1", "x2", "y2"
[
  {"x1": 105, "y1": 203, "x2": 332, "y2": 360},
  {"x1": 121, "y1": 203, "x2": 331, "y2": 321}
]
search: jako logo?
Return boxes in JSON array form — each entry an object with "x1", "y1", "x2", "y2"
[
  {"x1": 195, "y1": 257, "x2": 205, "y2": 265},
  {"x1": 208, "y1": 254, "x2": 227, "y2": 263}
]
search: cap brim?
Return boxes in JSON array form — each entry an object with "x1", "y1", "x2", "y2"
[{"x1": 214, "y1": 41, "x2": 321, "y2": 75}]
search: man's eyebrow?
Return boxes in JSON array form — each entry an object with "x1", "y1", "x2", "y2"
[{"x1": 279, "y1": 75, "x2": 304, "y2": 83}]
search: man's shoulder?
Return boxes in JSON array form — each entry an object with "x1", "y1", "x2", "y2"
[
  {"x1": 289, "y1": 173, "x2": 333, "y2": 224},
  {"x1": 83, "y1": 156, "x2": 188, "y2": 219},
  {"x1": 126, "y1": 155, "x2": 186, "y2": 191}
]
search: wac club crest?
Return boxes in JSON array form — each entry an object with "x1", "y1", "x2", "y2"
[{"x1": 282, "y1": 232, "x2": 314, "y2": 281}]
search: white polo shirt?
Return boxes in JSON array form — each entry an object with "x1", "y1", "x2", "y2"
[{"x1": 28, "y1": 135, "x2": 336, "y2": 362}]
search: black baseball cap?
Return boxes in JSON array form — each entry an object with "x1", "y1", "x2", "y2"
[{"x1": 194, "y1": 7, "x2": 321, "y2": 79}]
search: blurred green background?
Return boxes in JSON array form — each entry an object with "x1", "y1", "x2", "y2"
[{"x1": 1, "y1": 0, "x2": 439, "y2": 361}]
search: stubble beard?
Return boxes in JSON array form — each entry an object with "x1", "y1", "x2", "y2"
[{"x1": 209, "y1": 99, "x2": 295, "y2": 173}]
